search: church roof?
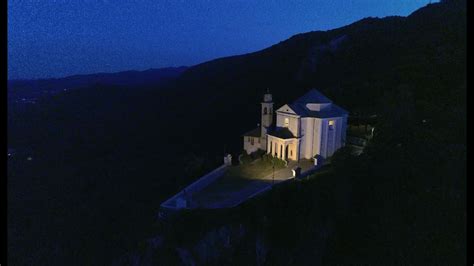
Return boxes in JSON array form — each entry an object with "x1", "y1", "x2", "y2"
[
  {"x1": 287, "y1": 103, "x2": 348, "y2": 118},
  {"x1": 294, "y1": 89, "x2": 332, "y2": 104},
  {"x1": 242, "y1": 127, "x2": 261, "y2": 137},
  {"x1": 285, "y1": 89, "x2": 349, "y2": 118},
  {"x1": 267, "y1": 127, "x2": 296, "y2": 139}
]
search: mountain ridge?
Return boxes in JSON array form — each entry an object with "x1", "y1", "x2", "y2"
[
  {"x1": 7, "y1": 66, "x2": 188, "y2": 105},
  {"x1": 7, "y1": 66, "x2": 188, "y2": 82}
]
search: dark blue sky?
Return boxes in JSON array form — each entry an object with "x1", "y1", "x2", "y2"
[{"x1": 8, "y1": 0, "x2": 433, "y2": 80}]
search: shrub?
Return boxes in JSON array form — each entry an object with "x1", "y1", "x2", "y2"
[
  {"x1": 251, "y1": 149, "x2": 266, "y2": 160},
  {"x1": 262, "y1": 154, "x2": 286, "y2": 167},
  {"x1": 241, "y1": 149, "x2": 266, "y2": 164},
  {"x1": 240, "y1": 151, "x2": 252, "y2": 164}
]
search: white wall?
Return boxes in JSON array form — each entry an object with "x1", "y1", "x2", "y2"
[
  {"x1": 320, "y1": 119, "x2": 328, "y2": 157},
  {"x1": 161, "y1": 164, "x2": 228, "y2": 209},
  {"x1": 318, "y1": 116, "x2": 346, "y2": 158},
  {"x1": 276, "y1": 113, "x2": 300, "y2": 137},
  {"x1": 261, "y1": 102, "x2": 274, "y2": 128},
  {"x1": 312, "y1": 119, "x2": 323, "y2": 159},
  {"x1": 243, "y1": 136, "x2": 260, "y2": 154},
  {"x1": 273, "y1": 105, "x2": 348, "y2": 160},
  {"x1": 299, "y1": 118, "x2": 307, "y2": 159},
  {"x1": 274, "y1": 115, "x2": 347, "y2": 160},
  {"x1": 300, "y1": 118, "x2": 313, "y2": 159}
]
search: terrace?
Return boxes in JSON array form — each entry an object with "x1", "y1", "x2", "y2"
[{"x1": 160, "y1": 157, "x2": 316, "y2": 212}]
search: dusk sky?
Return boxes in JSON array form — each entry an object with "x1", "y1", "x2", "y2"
[{"x1": 8, "y1": 0, "x2": 433, "y2": 80}]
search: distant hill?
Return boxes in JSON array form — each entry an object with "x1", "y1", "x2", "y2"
[{"x1": 7, "y1": 66, "x2": 188, "y2": 104}]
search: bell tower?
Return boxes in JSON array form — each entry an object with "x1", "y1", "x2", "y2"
[{"x1": 260, "y1": 89, "x2": 274, "y2": 150}]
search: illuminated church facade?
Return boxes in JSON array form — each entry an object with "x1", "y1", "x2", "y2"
[{"x1": 243, "y1": 89, "x2": 348, "y2": 161}]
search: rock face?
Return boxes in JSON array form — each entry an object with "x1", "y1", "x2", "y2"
[
  {"x1": 112, "y1": 223, "x2": 262, "y2": 265},
  {"x1": 113, "y1": 217, "x2": 337, "y2": 266},
  {"x1": 173, "y1": 224, "x2": 250, "y2": 265}
]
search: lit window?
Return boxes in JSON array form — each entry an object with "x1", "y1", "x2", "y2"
[
  {"x1": 284, "y1": 118, "x2": 289, "y2": 127},
  {"x1": 329, "y1": 120, "x2": 335, "y2": 130}
]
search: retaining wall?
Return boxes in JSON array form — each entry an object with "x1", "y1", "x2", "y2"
[{"x1": 160, "y1": 164, "x2": 228, "y2": 210}]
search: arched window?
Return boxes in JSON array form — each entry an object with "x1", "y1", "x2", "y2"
[
  {"x1": 284, "y1": 118, "x2": 289, "y2": 127},
  {"x1": 263, "y1": 107, "x2": 268, "y2": 115}
]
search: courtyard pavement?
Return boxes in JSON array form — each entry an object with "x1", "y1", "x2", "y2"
[{"x1": 189, "y1": 159, "x2": 315, "y2": 209}]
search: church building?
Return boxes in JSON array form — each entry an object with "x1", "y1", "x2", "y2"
[{"x1": 243, "y1": 89, "x2": 348, "y2": 161}]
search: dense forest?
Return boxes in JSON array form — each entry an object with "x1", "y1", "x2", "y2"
[{"x1": 8, "y1": 0, "x2": 465, "y2": 264}]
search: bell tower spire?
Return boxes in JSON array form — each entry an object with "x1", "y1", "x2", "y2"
[
  {"x1": 260, "y1": 89, "x2": 274, "y2": 150},
  {"x1": 261, "y1": 89, "x2": 273, "y2": 127}
]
